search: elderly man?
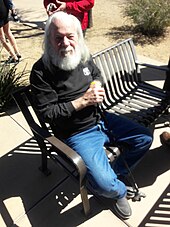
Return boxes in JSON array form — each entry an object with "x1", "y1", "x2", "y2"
[{"x1": 30, "y1": 11, "x2": 153, "y2": 219}]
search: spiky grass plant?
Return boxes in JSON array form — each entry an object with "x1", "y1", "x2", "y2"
[{"x1": 0, "y1": 63, "x2": 28, "y2": 111}]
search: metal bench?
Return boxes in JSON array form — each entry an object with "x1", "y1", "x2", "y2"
[
  {"x1": 12, "y1": 38, "x2": 170, "y2": 216},
  {"x1": 92, "y1": 38, "x2": 170, "y2": 127}
]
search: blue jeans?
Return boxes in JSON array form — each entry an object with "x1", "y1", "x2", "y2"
[{"x1": 65, "y1": 112, "x2": 153, "y2": 199}]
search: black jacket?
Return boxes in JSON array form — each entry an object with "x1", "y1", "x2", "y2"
[{"x1": 30, "y1": 57, "x2": 103, "y2": 139}]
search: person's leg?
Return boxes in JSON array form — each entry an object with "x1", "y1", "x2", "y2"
[
  {"x1": 3, "y1": 22, "x2": 21, "y2": 58},
  {"x1": 65, "y1": 124, "x2": 127, "y2": 199},
  {"x1": 104, "y1": 112, "x2": 153, "y2": 176},
  {"x1": 0, "y1": 24, "x2": 18, "y2": 60},
  {"x1": 65, "y1": 123, "x2": 132, "y2": 219}
]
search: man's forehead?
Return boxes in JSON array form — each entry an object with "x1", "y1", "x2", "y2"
[
  {"x1": 51, "y1": 24, "x2": 75, "y2": 37},
  {"x1": 51, "y1": 18, "x2": 76, "y2": 30}
]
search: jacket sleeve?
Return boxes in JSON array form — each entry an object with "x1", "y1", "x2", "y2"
[
  {"x1": 66, "y1": 0, "x2": 94, "y2": 13},
  {"x1": 30, "y1": 65, "x2": 75, "y2": 124}
]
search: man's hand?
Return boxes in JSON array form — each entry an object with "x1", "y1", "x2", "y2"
[
  {"x1": 55, "y1": 0, "x2": 67, "y2": 11},
  {"x1": 72, "y1": 81, "x2": 105, "y2": 111},
  {"x1": 83, "y1": 86, "x2": 105, "y2": 105}
]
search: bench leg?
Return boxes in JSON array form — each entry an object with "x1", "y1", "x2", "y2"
[
  {"x1": 39, "y1": 148, "x2": 51, "y2": 176},
  {"x1": 80, "y1": 185, "x2": 90, "y2": 216}
]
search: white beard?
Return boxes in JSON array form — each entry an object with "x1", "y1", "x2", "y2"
[{"x1": 50, "y1": 46, "x2": 81, "y2": 71}]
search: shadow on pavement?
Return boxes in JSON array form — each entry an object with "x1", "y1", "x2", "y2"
[
  {"x1": 132, "y1": 144, "x2": 170, "y2": 188},
  {"x1": 138, "y1": 183, "x2": 170, "y2": 227},
  {"x1": 0, "y1": 137, "x2": 107, "y2": 227}
]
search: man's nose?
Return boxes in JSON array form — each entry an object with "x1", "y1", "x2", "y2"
[{"x1": 61, "y1": 36, "x2": 70, "y2": 46}]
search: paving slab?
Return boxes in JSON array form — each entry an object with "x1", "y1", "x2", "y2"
[
  {"x1": 14, "y1": 178, "x2": 128, "y2": 227},
  {"x1": 0, "y1": 110, "x2": 31, "y2": 157},
  {"x1": 0, "y1": 137, "x2": 68, "y2": 227}
]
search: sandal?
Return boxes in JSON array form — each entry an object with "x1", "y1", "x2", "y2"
[{"x1": 5, "y1": 56, "x2": 19, "y2": 64}]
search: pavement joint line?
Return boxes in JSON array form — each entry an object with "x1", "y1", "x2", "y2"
[{"x1": 6, "y1": 110, "x2": 33, "y2": 137}]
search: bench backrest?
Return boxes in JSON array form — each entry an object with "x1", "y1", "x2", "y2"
[{"x1": 92, "y1": 38, "x2": 140, "y2": 110}]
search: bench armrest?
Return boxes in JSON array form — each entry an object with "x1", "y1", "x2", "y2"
[
  {"x1": 136, "y1": 61, "x2": 170, "y2": 72},
  {"x1": 30, "y1": 121, "x2": 87, "y2": 181}
]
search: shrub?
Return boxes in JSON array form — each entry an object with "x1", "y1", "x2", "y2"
[
  {"x1": 0, "y1": 63, "x2": 28, "y2": 111},
  {"x1": 124, "y1": 0, "x2": 170, "y2": 36}
]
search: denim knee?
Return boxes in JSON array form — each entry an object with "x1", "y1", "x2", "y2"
[{"x1": 88, "y1": 172, "x2": 127, "y2": 199}]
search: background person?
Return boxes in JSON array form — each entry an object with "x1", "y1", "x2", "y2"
[
  {"x1": 0, "y1": 0, "x2": 21, "y2": 64},
  {"x1": 30, "y1": 11, "x2": 153, "y2": 219},
  {"x1": 43, "y1": 0, "x2": 94, "y2": 35}
]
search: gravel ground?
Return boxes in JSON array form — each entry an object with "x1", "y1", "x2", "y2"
[{"x1": 1, "y1": 0, "x2": 170, "y2": 75}]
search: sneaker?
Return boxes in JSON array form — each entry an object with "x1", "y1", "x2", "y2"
[
  {"x1": 114, "y1": 197, "x2": 132, "y2": 219},
  {"x1": 5, "y1": 56, "x2": 19, "y2": 64}
]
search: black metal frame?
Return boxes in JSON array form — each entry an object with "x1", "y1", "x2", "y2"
[{"x1": 92, "y1": 38, "x2": 170, "y2": 127}]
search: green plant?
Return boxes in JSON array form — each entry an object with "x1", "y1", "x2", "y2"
[
  {"x1": 124, "y1": 0, "x2": 170, "y2": 36},
  {"x1": 0, "y1": 63, "x2": 27, "y2": 110}
]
